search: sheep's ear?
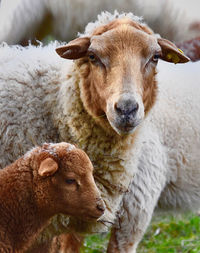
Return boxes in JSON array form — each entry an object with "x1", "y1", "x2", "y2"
[
  {"x1": 158, "y1": 38, "x2": 190, "y2": 64},
  {"x1": 56, "y1": 37, "x2": 90, "y2": 59},
  {"x1": 38, "y1": 158, "x2": 58, "y2": 177}
]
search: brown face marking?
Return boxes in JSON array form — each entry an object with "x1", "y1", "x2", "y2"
[
  {"x1": 56, "y1": 17, "x2": 189, "y2": 134},
  {"x1": 36, "y1": 143, "x2": 104, "y2": 219},
  {"x1": 77, "y1": 19, "x2": 159, "y2": 133}
]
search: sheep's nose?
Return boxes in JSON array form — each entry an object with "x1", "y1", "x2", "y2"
[
  {"x1": 96, "y1": 199, "x2": 105, "y2": 213},
  {"x1": 115, "y1": 99, "x2": 139, "y2": 117}
]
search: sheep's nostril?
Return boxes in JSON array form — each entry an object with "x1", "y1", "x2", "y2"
[
  {"x1": 115, "y1": 102, "x2": 123, "y2": 114},
  {"x1": 130, "y1": 102, "x2": 139, "y2": 114},
  {"x1": 114, "y1": 100, "x2": 139, "y2": 116}
]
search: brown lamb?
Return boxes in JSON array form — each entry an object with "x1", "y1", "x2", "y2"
[{"x1": 0, "y1": 142, "x2": 105, "y2": 253}]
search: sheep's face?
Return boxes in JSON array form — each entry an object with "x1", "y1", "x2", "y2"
[
  {"x1": 36, "y1": 143, "x2": 105, "y2": 220},
  {"x1": 56, "y1": 18, "x2": 189, "y2": 135}
]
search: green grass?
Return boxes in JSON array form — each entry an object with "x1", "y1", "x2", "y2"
[{"x1": 82, "y1": 213, "x2": 200, "y2": 253}]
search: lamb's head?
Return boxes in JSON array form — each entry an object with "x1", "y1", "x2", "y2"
[
  {"x1": 56, "y1": 14, "x2": 189, "y2": 135},
  {"x1": 33, "y1": 142, "x2": 105, "y2": 220}
]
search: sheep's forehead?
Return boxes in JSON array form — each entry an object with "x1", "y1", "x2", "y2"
[
  {"x1": 40, "y1": 143, "x2": 93, "y2": 174},
  {"x1": 64, "y1": 150, "x2": 93, "y2": 174},
  {"x1": 47, "y1": 142, "x2": 76, "y2": 153},
  {"x1": 91, "y1": 17, "x2": 152, "y2": 37},
  {"x1": 90, "y1": 25, "x2": 159, "y2": 59}
]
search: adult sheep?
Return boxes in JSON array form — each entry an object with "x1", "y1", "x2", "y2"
[
  {"x1": 0, "y1": 11, "x2": 191, "y2": 252},
  {"x1": 108, "y1": 59, "x2": 200, "y2": 252},
  {"x1": 0, "y1": 0, "x2": 198, "y2": 45}
]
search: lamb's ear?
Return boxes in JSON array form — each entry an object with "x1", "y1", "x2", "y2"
[
  {"x1": 158, "y1": 38, "x2": 190, "y2": 64},
  {"x1": 38, "y1": 158, "x2": 58, "y2": 177},
  {"x1": 56, "y1": 37, "x2": 90, "y2": 59}
]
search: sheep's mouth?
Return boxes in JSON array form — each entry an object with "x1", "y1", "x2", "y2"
[
  {"x1": 85, "y1": 214, "x2": 103, "y2": 220},
  {"x1": 117, "y1": 121, "x2": 140, "y2": 134},
  {"x1": 106, "y1": 109, "x2": 142, "y2": 135},
  {"x1": 109, "y1": 118, "x2": 140, "y2": 135}
]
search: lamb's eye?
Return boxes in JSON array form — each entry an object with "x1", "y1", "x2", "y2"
[
  {"x1": 88, "y1": 53, "x2": 96, "y2": 62},
  {"x1": 65, "y1": 179, "x2": 76, "y2": 184},
  {"x1": 152, "y1": 53, "x2": 161, "y2": 63}
]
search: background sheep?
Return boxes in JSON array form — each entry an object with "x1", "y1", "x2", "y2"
[
  {"x1": 177, "y1": 36, "x2": 200, "y2": 61},
  {"x1": 0, "y1": 142, "x2": 105, "y2": 252},
  {"x1": 0, "y1": 11, "x2": 191, "y2": 252},
  {"x1": 0, "y1": 0, "x2": 199, "y2": 45}
]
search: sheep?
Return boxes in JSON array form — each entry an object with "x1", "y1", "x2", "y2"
[
  {"x1": 0, "y1": 0, "x2": 199, "y2": 45},
  {"x1": 0, "y1": 142, "x2": 105, "y2": 253},
  {"x1": 176, "y1": 36, "x2": 200, "y2": 62},
  {"x1": 107, "y1": 59, "x2": 200, "y2": 253},
  {"x1": 0, "y1": 11, "x2": 190, "y2": 252}
]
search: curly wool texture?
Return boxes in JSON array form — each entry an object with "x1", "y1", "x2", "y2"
[
  {"x1": 108, "y1": 60, "x2": 200, "y2": 252},
  {"x1": 0, "y1": 38, "x2": 144, "y2": 236},
  {"x1": 0, "y1": 142, "x2": 104, "y2": 252},
  {"x1": 1, "y1": 12, "x2": 200, "y2": 251}
]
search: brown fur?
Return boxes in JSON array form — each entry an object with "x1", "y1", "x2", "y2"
[
  {"x1": 76, "y1": 22, "x2": 159, "y2": 130},
  {"x1": 91, "y1": 18, "x2": 153, "y2": 37},
  {"x1": 57, "y1": 17, "x2": 189, "y2": 136},
  {"x1": 50, "y1": 233, "x2": 83, "y2": 253},
  {"x1": 0, "y1": 143, "x2": 104, "y2": 253}
]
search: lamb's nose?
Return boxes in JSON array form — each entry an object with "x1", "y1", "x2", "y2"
[
  {"x1": 96, "y1": 199, "x2": 105, "y2": 213},
  {"x1": 115, "y1": 99, "x2": 139, "y2": 117}
]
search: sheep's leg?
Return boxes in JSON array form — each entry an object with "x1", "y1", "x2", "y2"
[
  {"x1": 50, "y1": 233, "x2": 83, "y2": 253},
  {"x1": 107, "y1": 140, "x2": 167, "y2": 253},
  {"x1": 27, "y1": 233, "x2": 83, "y2": 253}
]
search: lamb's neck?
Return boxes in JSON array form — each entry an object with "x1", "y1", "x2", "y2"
[{"x1": 0, "y1": 161, "x2": 49, "y2": 252}]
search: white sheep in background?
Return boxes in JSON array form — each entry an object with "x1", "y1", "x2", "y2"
[
  {"x1": 0, "y1": 11, "x2": 199, "y2": 253},
  {"x1": 177, "y1": 36, "x2": 200, "y2": 61},
  {"x1": 0, "y1": 0, "x2": 199, "y2": 45},
  {"x1": 0, "y1": 142, "x2": 105, "y2": 252}
]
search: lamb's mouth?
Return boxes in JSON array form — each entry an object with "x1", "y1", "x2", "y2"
[{"x1": 85, "y1": 214, "x2": 103, "y2": 220}]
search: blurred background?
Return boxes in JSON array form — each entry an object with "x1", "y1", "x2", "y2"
[{"x1": 0, "y1": 0, "x2": 200, "y2": 46}]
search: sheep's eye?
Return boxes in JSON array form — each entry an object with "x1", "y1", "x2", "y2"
[
  {"x1": 88, "y1": 53, "x2": 96, "y2": 62},
  {"x1": 152, "y1": 53, "x2": 161, "y2": 63},
  {"x1": 65, "y1": 179, "x2": 76, "y2": 184}
]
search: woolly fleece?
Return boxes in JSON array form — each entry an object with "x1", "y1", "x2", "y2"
[
  {"x1": 0, "y1": 12, "x2": 200, "y2": 250},
  {"x1": 108, "y1": 60, "x2": 200, "y2": 252}
]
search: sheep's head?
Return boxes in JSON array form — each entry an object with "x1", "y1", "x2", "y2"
[
  {"x1": 34, "y1": 143, "x2": 105, "y2": 220},
  {"x1": 56, "y1": 17, "x2": 189, "y2": 135}
]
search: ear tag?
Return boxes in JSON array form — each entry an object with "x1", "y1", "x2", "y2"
[
  {"x1": 178, "y1": 48, "x2": 184, "y2": 54},
  {"x1": 167, "y1": 53, "x2": 180, "y2": 64}
]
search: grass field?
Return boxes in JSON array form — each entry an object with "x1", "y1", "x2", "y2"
[{"x1": 81, "y1": 213, "x2": 200, "y2": 253}]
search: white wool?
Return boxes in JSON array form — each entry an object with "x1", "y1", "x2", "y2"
[
  {"x1": 1, "y1": 12, "x2": 200, "y2": 251},
  {"x1": 66, "y1": 144, "x2": 75, "y2": 152},
  {"x1": 112, "y1": 60, "x2": 200, "y2": 252},
  {"x1": 0, "y1": 0, "x2": 199, "y2": 44},
  {"x1": 80, "y1": 10, "x2": 145, "y2": 37},
  {"x1": 0, "y1": 39, "x2": 144, "y2": 236},
  {"x1": 47, "y1": 142, "x2": 76, "y2": 152}
]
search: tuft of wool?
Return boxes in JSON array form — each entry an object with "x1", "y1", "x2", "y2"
[{"x1": 80, "y1": 10, "x2": 145, "y2": 37}]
